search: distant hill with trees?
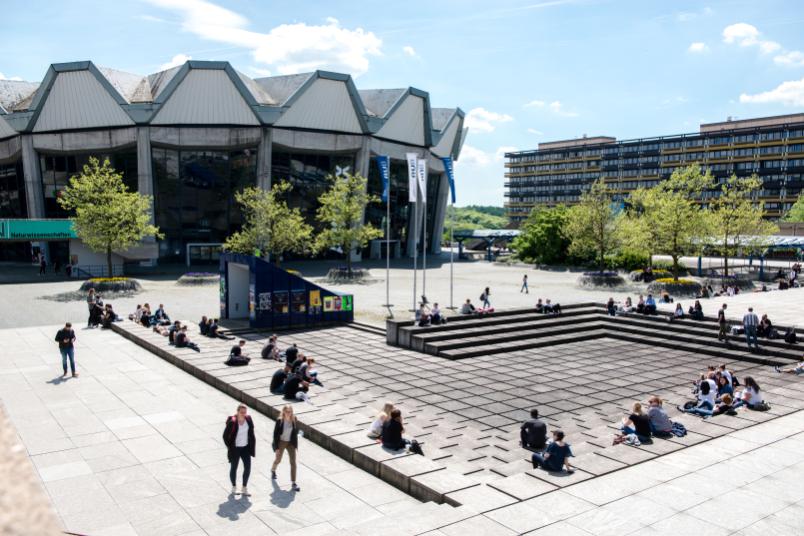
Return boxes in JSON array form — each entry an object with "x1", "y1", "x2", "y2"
[{"x1": 443, "y1": 205, "x2": 507, "y2": 241}]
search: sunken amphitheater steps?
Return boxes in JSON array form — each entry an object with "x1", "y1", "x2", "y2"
[{"x1": 388, "y1": 303, "x2": 804, "y2": 367}]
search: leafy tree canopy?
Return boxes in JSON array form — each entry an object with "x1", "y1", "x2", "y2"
[{"x1": 510, "y1": 205, "x2": 571, "y2": 264}]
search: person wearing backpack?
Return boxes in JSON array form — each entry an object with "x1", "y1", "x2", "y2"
[
  {"x1": 480, "y1": 287, "x2": 491, "y2": 309},
  {"x1": 271, "y1": 405, "x2": 300, "y2": 492},
  {"x1": 223, "y1": 404, "x2": 255, "y2": 496}
]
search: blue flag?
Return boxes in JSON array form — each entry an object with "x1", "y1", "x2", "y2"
[
  {"x1": 376, "y1": 155, "x2": 390, "y2": 203},
  {"x1": 441, "y1": 156, "x2": 456, "y2": 204}
]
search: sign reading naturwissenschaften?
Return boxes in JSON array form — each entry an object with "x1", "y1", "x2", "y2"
[{"x1": 0, "y1": 219, "x2": 77, "y2": 241}]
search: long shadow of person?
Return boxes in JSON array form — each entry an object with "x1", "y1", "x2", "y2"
[
  {"x1": 46, "y1": 376, "x2": 68, "y2": 385},
  {"x1": 216, "y1": 492, "x2": 251, "y2": 520},
  {"x1": 270, "y1": 479, "x2": 296, "y2": 508}
]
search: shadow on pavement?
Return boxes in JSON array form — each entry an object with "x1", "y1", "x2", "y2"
[
  {"x1": 216, "y1": 493, "x2": 252, "y2": 520},
  {"x1": 270, "y1": 480, "x2": 296, "y2": 508}
]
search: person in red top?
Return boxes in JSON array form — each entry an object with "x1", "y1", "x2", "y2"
[{"x1": 222, "y1": 404, "x2": 256, "y2": 496}]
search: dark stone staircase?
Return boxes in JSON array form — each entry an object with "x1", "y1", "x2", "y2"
[{"x1": 387, "y1": 303, "x2": 803, "y2": 367}]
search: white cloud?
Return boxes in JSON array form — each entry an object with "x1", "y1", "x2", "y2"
[
  {"x1": 402, "y1": 45, "x2": 417, "y2": 57},
  {"x1": 145, "y1": 0, "x2": 382, "y2": 76},
  {"x1": 740, "y1": 78, "x2": 804, "y2": 106},
  {"x1": 159, "y1": 53, "x2": 192, "y2": 71},
  {"x1": 249, "y1": 66, "x2": 272, "y2": 77},
  {"x1": 527, "y1": 128, "x2": 543, "y2": 135},
  {"x1": 464, "y1": 107, "x2": 513, "y2": 133},
  {"x1": 137, "y1": 14, "x2": 168, "y2": 23},
  {"x1": 0, "y1": 73, "x2": 23, "y2": 81},
  {"x1": 548, "y1": 100, "x2": 578, "y2": 117},
  {"x1": 677, "y1": 7, "x2": 713, "y2": 22},
  {"x1": 774, "y1": 50, "x2": 804, "y2": 67},
  {"x1": 688, "y1": 42, "x2": 709, "y2": 53},
  {"x1": 524, "y1": 99, "x2": 545, "y2": 108},
  {"x1": 495, "y1": 146, "x2": 518, "y2": 162},
  {"x1": 722, "y1": 23, "x2": 780, "y2": 53},
  {"x1": 456, "y1": 144, "x2": 491, "y2": 166}
]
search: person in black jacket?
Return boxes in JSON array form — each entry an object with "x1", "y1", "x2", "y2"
[
  {"x1": 54, "y1": 322, "x2": 78, "y2": 378},
  {"x1": 381, "y1": 409, "x2": 410, "y2": 451},
  {"x1": 222, "y1": 404, "x2": 256, "y2": 496},
  {"x1": 521, "y1": 408, "x2": 547, "y2": 451},
  {"x1": 284, "y1": 343, "x2": 299, "y2": 364},
  {"x1": 270, "y1": 365, "x2": 291, "y2": 394},
  {"x1": 271, "y1": 405, "x2": 300, "y2": 492},
  {"x1": 282, "y1": 375, "x2": 309, "y2": 401}
]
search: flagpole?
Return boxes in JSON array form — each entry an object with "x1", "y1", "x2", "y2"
[
  {"x1": 385, "y1": 178, "x2": 392, "y2": 318},
  {"x1": 412, "y1": 195, "x2": 418, "y2": 312},
  {"x1": 449, "y1": 200, "x2": 455, "y2": 309},
  {"x1": 422, "y1": 194, "x2": 427, "y2": 300}
]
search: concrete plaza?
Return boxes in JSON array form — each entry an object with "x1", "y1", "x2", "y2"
[{"x1": 1, "y1": 324, "x2": 803, "y2": 534}]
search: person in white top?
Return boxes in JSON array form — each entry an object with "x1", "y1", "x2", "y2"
[
  {"x1": 223, "y1": 404, "x2": 255, "y2": 496},
  {"x1": 718, "y1": 364, "x2": 733, "y2": 388},
  {"x1": 367, "y1": 402, "x2": 394, "y2": 439},
  {"x1": 272, "y1": 405, "x2": 300, "y2": 492},
  {"x1": 734, "y1": 376, "x2": 764, "y2": 409}
]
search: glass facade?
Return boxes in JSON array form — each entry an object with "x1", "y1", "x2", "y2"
[
  {"x1": 271, "y1": 150, "x2": 356, "y2": 224},
  {"x1": 366, "y1": 158, "x2": 410, "y2": 245},
  {"x1": 0, "y1": 160, "x2": 27, "y2": 218},
  {"x1": 39, "y1": 151, "x2": 138, "y2": 218},
  {"x1": 152, "y1": 147, "x2": 257, "y2": 261}
]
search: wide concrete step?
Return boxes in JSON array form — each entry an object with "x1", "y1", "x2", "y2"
[
  {"x1": 610, "y1": 328, "x2": 800, "y2": 367},
  {"x1": 439, "y1": 328, "x2": 607, "y2": 360},
  {"x1": 605, "y1": 317, "x2": 802, "y2": 363},
  {"x1": 425, "y1": 321, "x2": 605, "y2": 354},
  {"x1": 412, "y1": 312, "x2": 603, "y2": 350}
]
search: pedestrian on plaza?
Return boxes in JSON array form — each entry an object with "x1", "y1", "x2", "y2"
[
  {"x1": 481, "y1": 287, "x2": 491, "y2": 308},
  {"x1": 54, "y1": 322, "x2": 77, "y2": 378},
  {"x1": 717, "y1": 303, "x2": 728, "y2": 343},
  {"x1": 86, "y1": 289, "x2": 97, "y2": 328},
  {"x1": 223, "y1": 404, "x2": 255, "y2": 496},
  {"x1": 39, "y1": 256, "x2": 47, "y2": 276},
  {"x1": 271, "y1": 404, "x2": 300, "y2": 492},
  {"x1": 743, "y1": 307, "x2": 760, "y2": 351},
  {"x1": 521, "y1": 274, "x2": 529, "y2": 294}
]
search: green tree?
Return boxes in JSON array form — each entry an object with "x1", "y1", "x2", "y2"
[
  {"x1": 510, "y1": 205, "x2": 570, "y2": 264},
  {"x1": 315, "y1": 172, "x2": 383, "y2": 276},
  {"x1": 784, "y1": 193, "x2": 804, "y2": 222},
  {"x1": 224, "y1": 182, "x2": 312, "y2": 264},
  {"x1": 642, "y1": 164, "x2": 712, "y2": 280},
  {"x1": 707, "y1": 174, "x2": 779, "y2": 277},
  {"x1": 565, "y1": 179, "x2": 621, "y2": 272},
  {"x1": 58, "y1": 157, "x2": 161, "y2": 277},
  {"x1": 620, "y1": 187, "x2": 662, "y2": 266}
]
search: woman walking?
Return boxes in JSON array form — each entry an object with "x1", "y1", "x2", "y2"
[
  {"x1": 223, "y1": 404, "x2": 255, "y2": 496},
  {"x1": 271, "y1": 405, "x2": 300, "y2": 492},
  {"x1": 481, "y1": 287, "x2": 491, "y2": 309}
]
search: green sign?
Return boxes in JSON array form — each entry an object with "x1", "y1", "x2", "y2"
[{"x1": 0, "y1": 219, "x2": 77, "y2": 241}]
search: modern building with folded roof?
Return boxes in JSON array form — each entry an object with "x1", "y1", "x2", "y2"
[{"x1": 0, "y1": 60, "x2": 466, "y2": 269}]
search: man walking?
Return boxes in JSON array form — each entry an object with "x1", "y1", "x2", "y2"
[
  {"x1": 717, "y1": 303, "x2": 728, "y2": 343},
  {"x1": 54, "y1": 322, "x2": 78, "y2": 378},
  {"x1": 743, "y1": 307, "x2": 760, "y2": 351},
  {"x1": 521, "y1": 274, "x2": 529, "y2": 294}
]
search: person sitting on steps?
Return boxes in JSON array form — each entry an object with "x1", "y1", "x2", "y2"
[
  {"x1": 531, "y1": 430, "x2": 574, "y2": 474},
  {"x1": 520, "y1": 408, "x2": 547, "y2": 451}
]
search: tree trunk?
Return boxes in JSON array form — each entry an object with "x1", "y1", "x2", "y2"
[
  {"x1": 106, "y1": 245, "x2": 113, "y2": 278},
  {"x1": 723, "y1": 239, "x2": 729, "y2": 278},
  {"x1": 599, "y1": 246, "x2": 605, "y2": 274},
  {"x1": 672, "y1": 255, "x2": 679, "y2": 281},
  {"x1": 346, "y1": 246, "x2": 353, "y2": 277}
]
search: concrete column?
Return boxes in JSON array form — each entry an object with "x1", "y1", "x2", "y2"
[
  {"x1": 136, "y1": 127, "x2": 158, "y2": 266},
  {"x1": 430, "y1": 172, "x2": 449, "y2": 255},
  {"x1": 21, "y1": 135, "x2": 44, "y2": 218},
  {"x1": 21, "y1": 135, "x2": 48, "y2": 261},
  {"x1": 257, "y1": 128, "x2": 272, "y2": 191}
]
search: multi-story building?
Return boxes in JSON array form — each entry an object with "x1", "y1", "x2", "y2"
[
  {"x1": 0, "y1": 60, "x2": 466, "y2": 268},
  {"x1": 504, "y1": 114, "x2": 804, "y2": 225}
]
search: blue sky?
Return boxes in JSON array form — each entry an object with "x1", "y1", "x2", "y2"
[{"x1": 3, "y1": 0, "x2": 804, "y2": 206}]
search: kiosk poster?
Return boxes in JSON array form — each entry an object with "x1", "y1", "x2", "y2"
[
  {"x1": 219, "y1": 275, "x2": 226, "y2": 315},
  {"x1": 309, "y1": 290, "x2": 321, "y2": 314},
  {"x1": 323, "y1": 296, "x2": 335, "y2": 312},
  {"x1": 341, "y1": 295, "x2": 353, "y2": 312},
  {"x1": 291, "y1": 290, "x2": 307, "y2": 313},
  {"x1": 258, "y1": 292, "x2": 272, "y2": 311},
  {"x1": 249, "y1": 284, "x2": 256, "y2": 321},
  {"x1": 272, "y1": 291, "x2": 289, "y2": 313}
]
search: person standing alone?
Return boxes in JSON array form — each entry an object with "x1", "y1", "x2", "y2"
[
  {"x1": 717, "y1": 303, "x2": 728, "y2": 343},
  {"x1": 481, "y1": 287, "x2": 491, "y2": 308},
  {"x1": 223, "y1": 404, "x2": 255, "y2": 496},
  {"x1": 743, "y1": 307, "x2": 760, "y2": 351},
  {"x1": 521, "y1": 274, "x2": 529, "y2": 294},
  {"x1": 54, "y1": 322, "x2": 77, "y2": 378},
  {"x1": 271, "y1": 405, "x2": 300, "y2": 492}
]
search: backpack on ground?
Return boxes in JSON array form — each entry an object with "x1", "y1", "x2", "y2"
[
  {"x1": 750, "y1": 401, "x2": 771, "y2": 412},
  {"x1": 408, "y1": 439, "x2": 424, "y2": 456},
  {"x1": 683, "y1": 401, "x2": 697, "y2": 410},
  {"x1": 671, "y1": 422, "x2": 687, "y2": 437},
  {"x1": 225, "y1": 355, "x2": 250, "y2": 367},
  {"x1": 784, "y1": 328, "x2": 798, "y2": 344}
]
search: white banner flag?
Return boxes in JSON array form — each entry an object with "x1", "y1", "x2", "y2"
[
  {"x1": 417, "y1": 159, "x2": 427, "y2": 201},
  {"x1": 406, "y1": 153, "x2": 418, "y2": 202}
]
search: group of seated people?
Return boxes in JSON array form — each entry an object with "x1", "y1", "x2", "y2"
[
  {"x1": 668, "y1": 300, "x2": 705, "y2": 321},
  {"x1": 415, "y1": 301, "x2": 446, "y2": 327},
  {"x1": 366, "y1": 402, "x2": 422, "y2": 454},
  {"x1": 198, "y1": 316, "x2": 234, "y2": 340},
  {"x1": 130, "y1": 303, "x2": 171, "y2": 328},
  {"x1": 460, "y1": 299, "x2": 494, "y2": 316},
  {"x1": 520, "y1": 409, "x2": 574, "y2": 473},
  {"x1": 269, "y1": 344, "x2": 323, "y2": 402},
  {"x1": 153, "y1": 320, "x2": 201, "y2": 352},
  {"x1": 535, "y1": 298, "x2": 561, "y2": 315},
  {"x1": 614, "y1": 397, "x2": 686, "y2": 445},
  {"x1": 679, "y1": 365, "x2": 767, "y2": 415},
  {"x1": 90, "y1": 296, "x2": 120, "y2": 328}
]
